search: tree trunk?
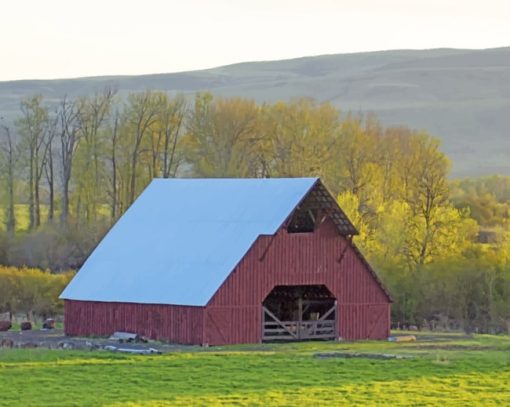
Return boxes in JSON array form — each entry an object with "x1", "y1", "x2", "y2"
[
  {"x1": 129, "y1": 151, "x2": 138, "y2": 204},
  {"x1": 2, "y1": 127, "x2": 16, "y2": 234},
  {"x1": 110, "y1": 113, "x2": 118, "y2": 220},
  {"x1": 34, "y1": 175, "x2": 41, "y2": 228},
  {"x1": 6, "y1": 164, "x2": 15, "y2": 233},
  {"x1": 29, "y1": 150, "x2": 35, "y2": 230},
  {"x1": 47, "y1": 150, "x2": 54, "y2": 221},
  {"x1": 61, "y1": 181, "x2": 69, "y2": 224}
]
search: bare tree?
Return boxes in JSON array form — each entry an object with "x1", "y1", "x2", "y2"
[
  {"x1": 57, "y1": 97, "x2": 81, "y2": 224},
  {"x1": 76, "y1": 88, "x2": 116, "y2": 222},
  {"x1": 44, "y1": 114, "x2": 58, "y2": 221},
  {"x1": 0, "y1": 123, "x2": 18, "y2": 234},
  {"x1": 146, "y1": 94, "x2": 187, "y2": 179},
  {"x1": 109, "y1": 110, "x2": 120, "y2": 219},
  {"x1": 16, "y1": 95, "x2": 49, "y2": 229},
  {"x1": 124, "y1": 91, "x2": 159, "y2": 204},
  {"x1": 161, "y1": 95, "x2": 186, "y2": 178}
]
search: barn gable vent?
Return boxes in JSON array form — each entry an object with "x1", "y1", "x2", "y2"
[{"x1": 287, "y1": 208, "x2": 316, "y2": 233}]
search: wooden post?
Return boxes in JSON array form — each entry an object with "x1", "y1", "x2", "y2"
[
  {"x1": 298, "y1": 297, "x2": 303, "y2": 340},
  {"x1": 261, "y1": 305, "x2": 264, "y2": 343},
  {"x1": 334, "y1": 300, "x2": 338, "y2": 341}
]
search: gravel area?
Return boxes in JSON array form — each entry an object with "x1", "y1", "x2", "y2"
[{"x1": 0, "y1": 329, "x2": 201, "y2": 353}]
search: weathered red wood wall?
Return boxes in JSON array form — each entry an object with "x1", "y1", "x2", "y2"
[
  {"x1": 64, "y1": 217, "x2": 390, "y2": 345},
  {"x1": 205, "y1": 217, "x2": 391, "y2": 345},
  {"x1": 64, "y1": 300, "x2": 204, "y2": 345}
]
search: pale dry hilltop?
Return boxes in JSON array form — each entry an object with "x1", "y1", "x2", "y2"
[{"x1": 1, "y1": 47, "x2": 509, "y2": 176}]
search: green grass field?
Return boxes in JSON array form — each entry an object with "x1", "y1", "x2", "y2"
[{"x1": 1, "y1": 332, "x2": 510, "y2": 406}]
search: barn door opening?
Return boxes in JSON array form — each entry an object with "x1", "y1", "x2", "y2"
[{"x1": 262, "y1": 285, "x2": 336, "y2": 342}]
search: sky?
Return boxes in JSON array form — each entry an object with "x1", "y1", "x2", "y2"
[{"x1": 1, "y1": 0, "x2": 510, "y2": 81}]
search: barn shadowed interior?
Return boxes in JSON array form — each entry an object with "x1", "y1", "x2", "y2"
[{"x1": 287, "y1": 209, "x2": 317, "y2": 233}]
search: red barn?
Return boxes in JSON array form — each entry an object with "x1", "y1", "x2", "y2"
[{"x1": 61, "y1": 178, "x2": 391, "y2": 345}]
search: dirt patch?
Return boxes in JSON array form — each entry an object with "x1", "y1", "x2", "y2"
[
  {"x1": 403, "y1": 344, "x2": 497, "y2": 351},
  {"x1": 0, "y1": 329, "x2": 200, "y2": 353},
  {"x1": 405, "y1": 333, "x2": 475, "y2": 342},
  {"x1": 315, "y1": 352, "x2": 412, "y2": 360}
]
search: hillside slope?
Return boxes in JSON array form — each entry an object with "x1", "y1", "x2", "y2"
[{"x1": 1, "y1": 47, "x2": 509, "y2": 176}]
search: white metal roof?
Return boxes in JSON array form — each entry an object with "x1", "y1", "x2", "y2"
[{"x1": 60, "y1": 178, "x2": 318, "y2": 306}]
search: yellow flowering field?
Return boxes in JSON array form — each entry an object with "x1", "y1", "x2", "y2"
[{"x1": 0, "y1": 332, "x2": 509, "y2": 406}]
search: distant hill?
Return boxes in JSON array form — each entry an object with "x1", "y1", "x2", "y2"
[{"x1": 1, "y1": 47, "x2": 510, "y2": 177}]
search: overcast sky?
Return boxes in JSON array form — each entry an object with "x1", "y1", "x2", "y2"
[{"x1": 1, "y1": 0, "x2": 510, "y2": 81}]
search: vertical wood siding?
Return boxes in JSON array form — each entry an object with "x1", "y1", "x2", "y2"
[
  {"x1": 64, "y1": 217, "x2": 390, "y2": 345},
  {"x1": 64, "y1": 300, "x2": 204, "y2": 345},
  {"x1": 205, "y1": 217, "x2": 391, "y2": 345}
]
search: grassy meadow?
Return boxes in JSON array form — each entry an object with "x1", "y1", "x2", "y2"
[{"x1": 1, "y1": 332, "x2": 509, "y2": 406}]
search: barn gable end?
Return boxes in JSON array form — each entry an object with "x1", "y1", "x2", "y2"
[{"x1": 205, "y1": 217, "x2": 390, "y2": 345}]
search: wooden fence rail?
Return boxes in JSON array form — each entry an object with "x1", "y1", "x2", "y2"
[{"x1": 262, "y1": 306, "x2": 336, "y2": 341}]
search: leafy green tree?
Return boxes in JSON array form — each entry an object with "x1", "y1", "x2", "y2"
[
  {"x1": 185, "y1": 93, "x2": 261, "y2": 177},
  {"x1": 259, "y1": 99, "x2": 339, "y2": 181}
]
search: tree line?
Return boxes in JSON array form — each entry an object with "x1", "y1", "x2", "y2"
[{"x1": 0, "y1": 90, "x2": 509, "y2": 333}]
